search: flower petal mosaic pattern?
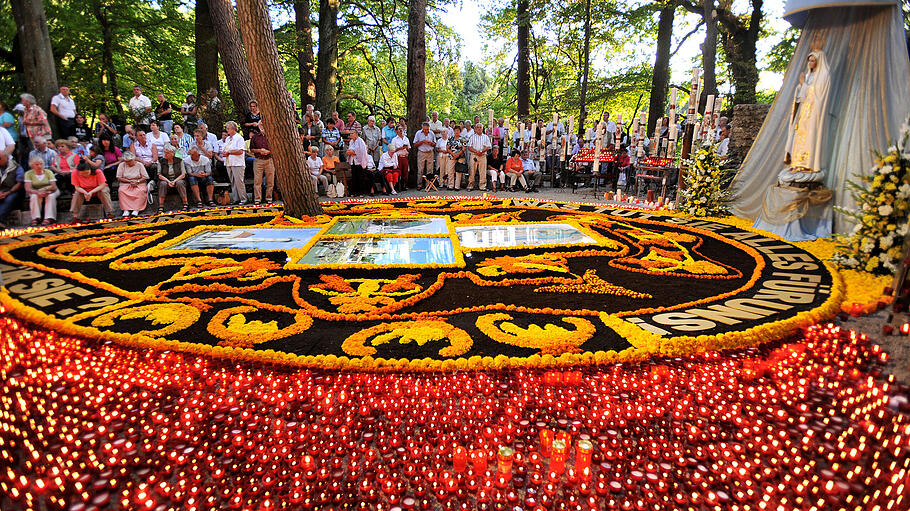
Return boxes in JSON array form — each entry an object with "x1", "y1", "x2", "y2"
[{"x1": 0, "y1": 200, "x2": 841, "y2": 369}]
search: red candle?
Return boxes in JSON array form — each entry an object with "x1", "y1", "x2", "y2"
[
  {"x1": 470, "y1": 449, "x2": 487, "y2": 473},
  {"x1": 539, "y1": 429, "x2": 554, "y2": 457},
  {"x1": 497, "y1": 446, "x2": 514, "y2": 480},
  {"x1": 575, "y1": 440, "x2": 593, "y2": 472},
  {"x1": 452, "y1": 445, "x2": 467, "y2": 473},
  {"x1": 549, "y1": 440, "x2": 567, "y2": 475}
]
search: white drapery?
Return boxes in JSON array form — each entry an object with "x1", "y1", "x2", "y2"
[{"x1": 730, "y1": 5, "x2": 910, "y2": 233}]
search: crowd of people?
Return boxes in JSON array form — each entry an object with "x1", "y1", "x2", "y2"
[{"x1": 0, "y1": 84, "x2": 733, "y2": 227}]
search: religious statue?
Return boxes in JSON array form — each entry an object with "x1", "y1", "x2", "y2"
[
  {"x1": 752, "y1": 40, "x2": 834, "y2": 241},
  {"x1": 784, "y1": 46, "x2": 831, "y2": 174}
]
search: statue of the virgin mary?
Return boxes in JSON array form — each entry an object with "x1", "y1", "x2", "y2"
[{"x1": 752, "y1": 45, "x2": 834, "y2": 241}]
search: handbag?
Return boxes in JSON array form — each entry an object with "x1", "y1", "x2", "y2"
[
  {"x1": 326, "y1": 182, "x2": 337, "y2": 198},
  {"x1": 335, "y1": 182, "x2": 345, "y2": 198}
]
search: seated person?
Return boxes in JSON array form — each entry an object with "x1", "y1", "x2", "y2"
[
  {"x1": 184, "y1": 147, "x2": 215, "y2": 207},
  {"x1": 156, "y1": 144, "x2": 189, "y2": 212},
  {"x1": 521, "y1": 150, "x2": 543, "y2": 192},
  {"x1": 377, "y1": 145, "x2": 400, "y2": 195},
  {"x1": 70, "y1": 162, "x2": 114, "y2": 223},
  {"x1": 24, "y1": 156, "x2": 60, "y2": 225},
  {"x1": 503, "y1": 150, "x2": 528, "y2": 192},
  {"x1": 322, "y1": 145, "x2": 340, "y2": 187},
  {"x1": 306, "y1": 149, "x2": 328, "y2": 195},
  {"x1": 0, "y1": 152, "x2": 24, "y2": 228},
  {"x1": 487, "y1": 145, "x2": 505, "y2": 192}
]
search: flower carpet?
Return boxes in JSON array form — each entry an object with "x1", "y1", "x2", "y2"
[{"x1": 0, "y1": 199, "x2": 907, "y2": 510}]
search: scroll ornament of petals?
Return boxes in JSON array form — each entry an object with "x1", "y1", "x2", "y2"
[
  {"x1": 342, "y1": 320, "x2": 473, "y2": 358},
  {"x1": 207, "y1": 306, "x2": 314, "y2": 348},
  {"x1": 534, "y1": 269, "x2": 653, "y2": 298},
  {"x1": 91, "y1": 303, "x2": 201, "y2": 337},
  {"x1": 476, "y1": 313, "x2": 597, "y2": 355},
  {"x1": 476, "y1": 254, "x2": 571, "y2": 278},
  {"x1": 37, "y1": 230, "x2": 167, "y2": 261}
]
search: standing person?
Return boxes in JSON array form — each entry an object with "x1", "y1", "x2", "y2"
[
  {"x1": 600, "y1": 113, "x2": 617, "y2": 145},
  {"x1": 341, "y1": 111, "x2": 361, "y2": 144},
  {"x1": 0, "y1": 107, "x2": 13, "y2": 157},
  {"x1": 302, "y1": 114, "x2": 321, "y2": 154},
  {"x1": 412, "y1": 122, "x2": 436, "y2": 189},
  {"x1": 390, "y1": 125, "x2": 411, "y2": 191},
  {"x1": 24, "y1": 156, "x2": 59, "y2": 225},
  {"x1": 381, "y1": 116, "x2": 396, "y2": 153},
  {"x1": 204, "y1": 88, "x2": 223, "y2": 132},
  {"x1": 243, "y1": 100, "x2": 262, "y2": 137},
  {"x1": 50, "y1": 85, "x2": 77, "y2": 137},
  {"x1": 466, "y1": 123, "x2": 491, "y2": 190},
  {"x1": 346, "y1": 129, "x2": 378, "y2": 196},
  {"x1": 184, "y1": 147, "x2": 215, "y2": 207},
  {"x1": 0, "y1": 152, "x2": 24, "y2": 227},
  {"x1": 322, "y1": 119, "x2": 342, "y2": 159},
  {"x1": 436, "y1": 129, "x2": 452, "y2": 189},
  {"x1": 154, "y1": 94, "x2": 175, "y2": 134},
  {"x1": 70, "y1": 162, "x2": 114, "y2": 222},
  {"x1": 428, "y1": 112, "x2": 444, "y2": 137},
  {"x1": 181, "y1": 94, "x2": 198, "y2": 131},
  {"x1": 155, "y1": 145, "x2": 189, "y2": 212},
  {"x1": 362, "y1": 116, "x2": 382, "y2": 167},
  {"x1": 446, "y1": 125, "x2": 466, "y2": 190},
  {"x1": 0, "y1": 102, "x2": 17, "y2": 153},
  {"x1": 20, "y1": 93, "x2": 52, "y2": 151},
  {"x1": 331, "y1": 111, "x2": 345, "y2": 133},
  {"x1": 129, "y1": 86, "x2": 154, "y2": 132},
  {"x1": 249, "y1": 126, "x2": 275, "y2": 205},
  {"x1": 115, "y1": 152, "x2": 149, "y2": 217},
  {"x1": 221, "y1": 121, "x2": 247, "y2": 204},
  {"x1": 378, "y1": 145, "x2": 400, "y2": 195}
]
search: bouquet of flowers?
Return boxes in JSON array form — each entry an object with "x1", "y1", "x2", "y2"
[
  {"x1": 680, "y1": 142, "x2": 732, "y2": 217},
  {"x1": 833, "y1": 116, "x2": 910, "y2": 275}
]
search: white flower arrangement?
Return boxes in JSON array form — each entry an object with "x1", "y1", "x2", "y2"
[
  {"x1": 834, "y1": 113, "x2": 910, "y2": 275},
  {"x1": 680, "y1": 142, "x2": 732, "y2": 218}
]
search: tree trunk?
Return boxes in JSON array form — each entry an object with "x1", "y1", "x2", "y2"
[
  {"x1": 516, "y1": 0, "x2": 531, "y2": 118},
  {"x1": 406, "y1": 0, "x2": 427, "y2": 187},
  {"x1": 316, "y1": 0, "x2": 339, "y2": 116},
  {"x1": 719, "y1": 0, "x2": 762, "y2": 105},
  {"x1": 10, "y1": 0, "x2": 58, "y2": 114},
  {"x1": 236, "y1": 0, "x2": 322, "y2": 217},
  {"x1": 576, "y1": 0, "x2": 591, "y2": 138},
  {"x1": 295, "y1": 0, "x2": 316, "y2": 108},
  {"x1": 209, "y1": 0, "x2": 255, "y2": 121},
  {"x1": 701, "y1": 0, "x2": 719, "y2": 111},
  {"x1": 195, "y1": 0, "x2": 220, "y2": 101},
  {"x1": 87, "y1": 1, "x2": 123, "y2": 115},
  {"x1": 648, "y1": 4, "x2": 674, "y2": 134}
]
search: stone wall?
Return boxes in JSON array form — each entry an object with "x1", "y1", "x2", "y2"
[{"x1": 730, "y1": 104, "x2": 771, "y2": 161}]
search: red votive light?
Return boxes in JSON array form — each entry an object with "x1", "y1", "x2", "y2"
[
  {"x1": 549, "y1": 440, "x2": 567, "y2": 475},
  {"x1": 575, "y1": 440, "x2": 593, "y2": 472}
]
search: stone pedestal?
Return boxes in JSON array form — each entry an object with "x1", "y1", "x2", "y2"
[{"x1": 730, "y1": 104, "x2": 771, "y2": 161}]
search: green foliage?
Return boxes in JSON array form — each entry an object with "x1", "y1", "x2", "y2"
[
  {"x1": 680, "y1": 142, "x2": 733, "y2": 217},
  {"x1": 766, "y1": 27, "x2": 799, "y2": 74},
  {"x1": 833, "y1": 118, "x2": 910, "y2": 275}
]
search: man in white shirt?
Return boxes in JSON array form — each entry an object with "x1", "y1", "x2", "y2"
[
  {"x1": 428, "y1": 112, "x2": 444, "y2": 137},
  {"x1": 390, "y1": 126, "x2": 411, "y2": 190},
  {"x1": 184, "y1": 147, "x2": 214, "y2": 206},
  {"x1": 466, "y1": 123, "x2": 491, "y2": 190},
  {"x1": 221, "y1": 121, "x2": 247, "y2": 204},
  {"x1": 412, "y1": 122, "x2": 436, "y2": 188},
  {"x1": 50, "y1": 85, "x2": 77, "y2": 138},
  {"x1": 600, "y1": 113, "x2": 618, "y2": 146},
  {"x1": 0, "y1": 125, "x2": 13, "y2": 157},
  {"x1": 716, "y1": 125, "x2": 731, "y2": 157},
  {"x1": 442, "y1": 118, "x2": 455, "y2": 139},
  {"x1": 129, "y1": 86, "x2": 154, "y2": 132},
  {"x1": 197, "y1": 121, "x2": 219, "y2": 148},
  {"x1": 132, "y1": 131, "x2": 159, "y2": 174}
]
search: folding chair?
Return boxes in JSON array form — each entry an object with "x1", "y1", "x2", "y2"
[{"x1": 424, "y1": 174, "x2": 439, "y2": 192}]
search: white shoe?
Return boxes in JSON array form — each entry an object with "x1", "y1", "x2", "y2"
[
  {"x1": 130, "y1": 210, "x2": 139, "y2": 217},
  {"x1": 391, "y1": 189, "x2": 397, "y2": 195},
  {"x1": 122, "y1": 211, "x2": 130, "y2": 218}
]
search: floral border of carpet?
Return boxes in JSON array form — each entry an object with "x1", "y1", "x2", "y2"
[{"x1": 0, "y1": 198, "x2": 846, "y2": 370}]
